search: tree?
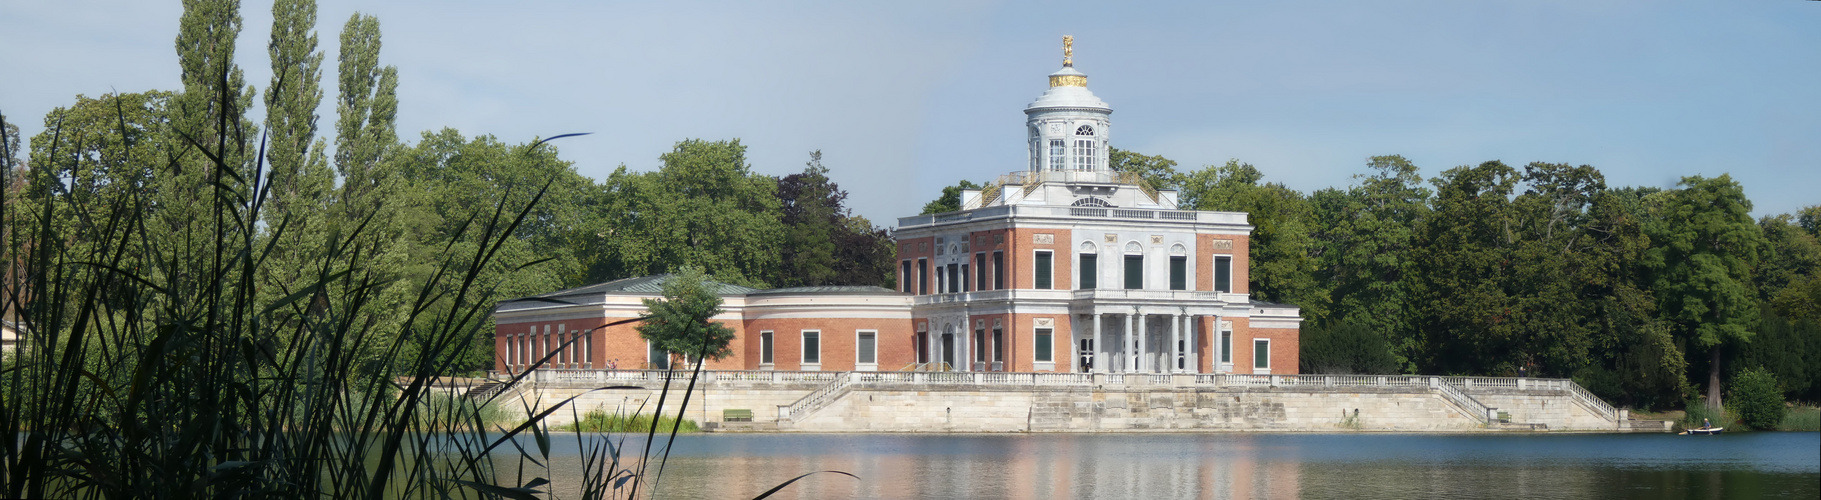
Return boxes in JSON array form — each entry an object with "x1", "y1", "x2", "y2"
[
  {"x1": 637, "y1": 266, "x2": 737, "y2": 362},
  {"x1": 1310, "y1": 155, "x2": 1431, "y2": 370},
  {"x1": 1299, "y1": 322, "x2": 1399, "y2": 374},
  {"x1": 1411, "y1": 161, "x2": 1524, "y2": 374},
  {"x1": 918, "y1": 179, "x2": 981, "y2": 215},
  {"x1": 776, "y1": 151, "x2": 894, "y2": 287},
  {"x1": 1177, "y1": 160, "x2": 1327, "y2": 321},
  {"x1": 334, "y1": 12, "x2": 399, "y2": 215},
  {"x1": 1108, "y1": 147, "x2": 1180, "y2": 191},
  {"x1": 591, "y1": 139, "x2": 785, "y2": 288},
  {"x1": 1646, "y1": 174, "x2": 1766, "y2": 409}
]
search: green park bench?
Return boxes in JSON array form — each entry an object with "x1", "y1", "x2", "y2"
[{"x1": 723, "y1": 409, "x2": 753, "y2": 422}]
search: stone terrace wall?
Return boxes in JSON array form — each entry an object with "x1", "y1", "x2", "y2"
[{"x1": 495, "y1": 371, "x2": 1632, "y2": 431}]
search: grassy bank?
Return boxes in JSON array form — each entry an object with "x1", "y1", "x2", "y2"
[
  {"x1": 567, "y1": 411, "x2": 700, "y2": 433},
  {"x1": 1779, "y1": 405, "x2": 1820, "y2": 432}
]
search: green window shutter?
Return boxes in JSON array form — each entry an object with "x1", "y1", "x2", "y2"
[
  {"x1": 1170, "y1": 256, "x2": 1187, "y2": 290},
  {"x1": 1035, "y1": 328, "x2": 1053, "y2": 362},
  {"x1": 1035, "y1": 252, "x2": 1053, "y2": 289},
  {"x1": 1124, "y1": 255, "x2": 1143, "y2": 289},
  {"x1": 1079, "y1": 254, "x2": 1097, "y2": 289},
  {"x1": 1215, "y1": 255, "x2": 1232, "y2": 293}
]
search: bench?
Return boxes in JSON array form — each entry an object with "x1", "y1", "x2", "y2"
[{"x1": 723, "y1": 409, "x2": 753, "y2": 422}]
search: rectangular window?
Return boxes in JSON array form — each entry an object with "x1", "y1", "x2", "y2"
[
  {"x1": 948, "y1": 263, "x2": 959, "y2": 293},
  {"x1": 975, "y1": 253, "x2": 988, "y2": 290},
  {"x1": 1049, "y1": 139, "x2": 1065, "y2": 171},
  {"x1": 1073, "y1": 139, "x2": 1095, "y2": 170},
  {"x1": 1124, "y1": 255, "x2": 1143, "y2": 289},
  {"x1": 993, "y1": 251, "x2": 1005, "y2": 289},
  {"x1": 974, "y1": 325, "x2": 987, "y2": 362},
  {"x1": 900, "y1": 260, "x2": 912, "y2": 293},
  {"x1": 803, "y1": 331, "x2": 821, "y2": 364},
  {"x1": 992, "y1": 326, "x2": 1005, "y2": 362},
  {"x1": 918, "y1": 259, "x2": 929, "y2": 295},
  {"x1": 649, "y1": 342, "x2": 670, "y2": 370},
  {"x1": 857, "y1": 331, "x2": 877, "y2": 365},
  {"x1": 1215, "y1": 255, "x2": 1233, "y2": 293},
  {"x1": 1035, "y1": 328, "x2": 1054, "y2": 363},
  {"x1": 1254, "y1": 339, "x2": 1270, "y2": 370},
  {"x1": 1221, "y1": 330, "x2": 1233, "y2": 364},
  {"x1": 1170, "y1": 256, "x2": 1187, "y2": 291},
  {"x1": 1079, "y1": 254, "x2": 1097, "y2": 289},
  {"x1": 1034, "y1": 251, "x2": 1053, "y2": 289},
  {"x1": 760, "y1": 331, "x2": 774, "y2": 365},
  {"x1": 961, "y1": 264, "x2": 970, "y2": 292},
  {"x1": 584, "y1": 333, "x2": 593, "y2": 365}
]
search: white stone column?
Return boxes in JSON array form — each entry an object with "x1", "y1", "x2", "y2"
[
  {"x1": 1171, "y1": 313, "x2": 1182, "y2": 373},
  {"x1": 959, "y1": 317, "x2": 970, "y2": 372},
  {"x1": 1188, "y1": 316, "x2": 1199, "y2": 373},
  {"x1": 1092, "y1": 313, "x2": 1104, "y2": 374},
  {"x1": 1123, "y1": 313, "x2": 1134, "y2": 373},
  {"x1": 1137, "y1": 313, "x2": 1149, "y2": 372}
]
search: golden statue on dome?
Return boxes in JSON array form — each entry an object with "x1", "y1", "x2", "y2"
[{"x1": 1063, "y1": 35, "x2": 1074, "y2": 66}]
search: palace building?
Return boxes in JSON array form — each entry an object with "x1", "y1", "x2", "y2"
[{"x1": 493, "y1": 38, "x2": 1303, "y2": 375}]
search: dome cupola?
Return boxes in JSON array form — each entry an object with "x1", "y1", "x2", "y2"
[{"x1": 1025, "y1": 36, "x2": 1111, "y2": 172}]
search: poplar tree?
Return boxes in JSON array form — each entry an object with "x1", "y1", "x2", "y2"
[
  {"x1": 335, "y1": 12, "x2": 399, "y2": 214},
  {"x1": 264, "y1": 0, "x2": 331, "y2": 217}
]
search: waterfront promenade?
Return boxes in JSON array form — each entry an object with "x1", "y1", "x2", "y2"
[{"x1": 466, "y1": 370, "x2": 1668, "y2": 433}]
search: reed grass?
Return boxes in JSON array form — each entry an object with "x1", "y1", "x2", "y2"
[
  {"x1": 568, "y1": 411, "x2": 699, "y2": 434},
  {"x1": 1680, "y1": 400, "x2": 1738, "y2": 432},
  {"x1": 1779, "y1": 405, "x2": 1820, "y2": 432},
  {"x1": 0, "y1": 85, "x2": 846, "y2": 498}
]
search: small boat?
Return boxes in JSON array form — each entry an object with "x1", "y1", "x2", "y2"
[{"x1": 1685, "y1": 427, "x2": 1724, "y2": 435}]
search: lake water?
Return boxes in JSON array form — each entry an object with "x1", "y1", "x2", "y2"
[{"x1": 516, "y1": 432, "x2": 1819, "y2": 499}]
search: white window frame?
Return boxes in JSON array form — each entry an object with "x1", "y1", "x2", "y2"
[
  {"x1": 856, "y1": 330, "x2": 878, "y2": 371},
  {"x1": 1073, "y1": 138, "x2": 1095, "y2": 171},
  {"x1": 1048, "y1": 139, "x2": 1065, "y2": 171},
  {"x1": 583, "y1": 331, "x2": 593, "y2": 368},
  {"x1": 1214, "y1": 254, "x2": 1234, "y2": 293},
  {"x1": 1253, "y1": 338, "x2": 1271, "y2": 374},
  {"x1": 801, "y1": 330, "x2": 822, "y2": 369}
]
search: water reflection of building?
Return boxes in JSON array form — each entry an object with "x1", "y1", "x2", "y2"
[{"x1": 493, "y1": 37, "x2": 1303, "y2": 376}]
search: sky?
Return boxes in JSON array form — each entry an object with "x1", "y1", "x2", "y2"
[{"x1": 3, "y1": 1, "x2": 1817, "y2": 226}]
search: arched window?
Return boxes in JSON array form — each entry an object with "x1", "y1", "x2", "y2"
[
  {"x1": 1078, "y1": 241, "x2": 1098, "y2": 289},
  {"x1": 1076, "y1": 125, "x2": 1095, "y2": 136},
  {"x1": 1071, "y1": 197, "x2": 1113, "y2": 207}
]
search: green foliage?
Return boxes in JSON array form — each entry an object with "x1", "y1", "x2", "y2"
[
  {"x1": 1299, "y1": 322, "x2": 1400, "y2": 374},
  {"x1": 1310, "y1": 155, "x2": 1430, "y2": 370},
  {"x1": 1727, "y1": 368, "x2": 1785, "y2": 431},
  {"x1": 1108, "y1": 147, "x2": 1181, "y2": 191},
  {"x1": 1682, "y1": 400, "x2": 1737, "y2": 430},
  {"x1": 1646, "y1": 174, "x2": 1767, "y2": 407},
  {"x1": 592, "y1": 139, "x2": 785, "y2": 288},
  {"x1": 1734, "y1": 311, "x2": 1821, "y2": 402},
  {"x1": 776, "y1": 151, "x2": 895, "y2": 287},
  {"x1": 1779, "y1": 406, "x2": 1820, "y2": 432},
  {"x1": 919, "y1": 179, "x2": 981, "y2": 215},
  {"x1": 638, "y1": 266, "x2": 738, "y2": 361},
  {"x1": 567, "y1": 411, "x2": 699, "y2": 433},
  {"x1": 1178, "y1": 159, "x2": 1327, "y2": 320}
]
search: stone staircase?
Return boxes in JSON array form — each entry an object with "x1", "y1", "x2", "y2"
[{"x1": 779, "y1": 373, "x2": 856, "y2": 424}]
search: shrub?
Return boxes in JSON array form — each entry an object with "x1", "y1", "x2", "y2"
[
  {"x1": 1299, "y1": 322, "x2": 1401, "y2": 374},
  {"x1": 1728, "y1": 368, "x2": 1786, "y2": 431}
]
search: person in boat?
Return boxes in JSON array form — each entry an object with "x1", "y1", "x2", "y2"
[{"x1": 1701, "y1": 418, "x2": 1711, "y2": 430}]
